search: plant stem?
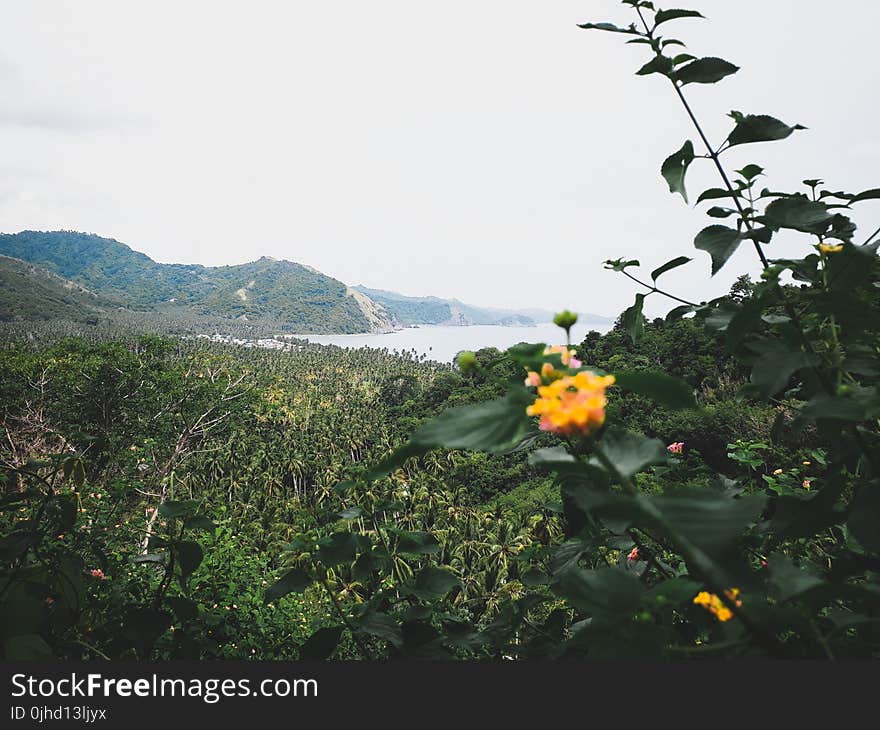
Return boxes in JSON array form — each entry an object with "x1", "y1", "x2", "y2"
[{"x1": 620, "y1": 270, "x2": 699, "y2": 307}]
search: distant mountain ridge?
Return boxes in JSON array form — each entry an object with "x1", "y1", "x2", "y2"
[{"x1": 354, "y1": 286, "x2": 611, "y2": 328}]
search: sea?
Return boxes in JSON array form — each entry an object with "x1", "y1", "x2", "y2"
[{"x1": 291, "y1": 322, "x2": 613, "y2": 363}]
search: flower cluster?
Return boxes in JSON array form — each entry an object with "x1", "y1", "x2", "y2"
[
  {"x1": 667, "y1": 441, "x2": 685, "y2": 454},
  {"x1": 818, "y1": 243, "x2": 843, "y2": 254},
  {"x1": 693, "y1": 588, "x2": 741, "y2": 622},
  {"x1": 526, "y1": 370, "x2": 615, "y2": 436},
  {"x1": 523, "y1": 346, "x2": 582, "y2": 387},
  {"x1": 90, "y1": 569, "x2": 107, "y2": 580}
]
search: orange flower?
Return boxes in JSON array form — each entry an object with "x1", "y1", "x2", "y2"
[
  {"x1": 693, "y1": 588, "x2": 742, "y2": 622},
  {"x1": 526, "y1": 371, "x2": 615, "y2": 436}
]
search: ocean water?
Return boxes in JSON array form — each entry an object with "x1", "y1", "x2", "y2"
[{"x1": 292, "y1": 322, "x2": 613, "y2": 363}]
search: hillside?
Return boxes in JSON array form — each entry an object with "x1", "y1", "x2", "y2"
[
  {"x1": 0, "y1": 255, "x2": 114, "y2": 322},
  {"x1": 354, "y1": 286, "x2": 612, "y2": 327},
  {"x1": 0, "y1": 231, "x2": 391, "y2": 334}
]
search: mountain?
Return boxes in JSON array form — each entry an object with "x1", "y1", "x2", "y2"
[
  {"x1": 0, "y1": 231, "x2": 393, "y2": 334},
  {"x1": 0, "y1": 255, "x2": 115, "y2": 322},
  {"x1": 354, "y1": 286, "x2": 612, "y2": 327}
]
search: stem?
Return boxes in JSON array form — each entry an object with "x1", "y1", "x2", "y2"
[
  {"x1": 319, "y1": 575, "x2": 374, "y2": 660},
  {"x1": 621, "y1": 270, "x2": 699, "y2": 307}
]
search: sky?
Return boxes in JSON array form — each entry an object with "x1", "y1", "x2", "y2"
[{"x1": 1, "y1": 1, "x2": 878, "y2": 318}]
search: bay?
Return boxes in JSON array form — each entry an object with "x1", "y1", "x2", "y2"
[{"x1": 292, "y1": 322, "x2": 613, "y2": 363}]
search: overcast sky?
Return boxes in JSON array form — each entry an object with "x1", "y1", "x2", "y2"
[{"x1": 1, "y1": 1, "x2": 878, "y2": 317}]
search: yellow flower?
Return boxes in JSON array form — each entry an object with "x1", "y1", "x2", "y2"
[
  {"x1": 693, "y1": 588, "x2": 742, "y2": 622},
  {"x1": 526, "y1": 371, "x2": 615, "y2": 436},
  {"x1": 818, "y1": 243, "x2": 843, "y2": 254},
  {"x1": 772, "y1": 468, "x2": 783, "y2": 475}
]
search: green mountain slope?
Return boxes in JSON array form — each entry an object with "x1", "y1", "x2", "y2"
[
  {"x1": 0, "y1": 255, "x2": 113, "y2": 322},
  {"x1": 0, "y1": 231, "x2": 386, "y2": 333}
]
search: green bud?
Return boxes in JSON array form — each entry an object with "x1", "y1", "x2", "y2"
[
  {"x1": 456, "y1": 351, "x2": 478, "y2": 373},
  {"x1": 553, "y1": 310, "x2": 578, "y2": 332}
]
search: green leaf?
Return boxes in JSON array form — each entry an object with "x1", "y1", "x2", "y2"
[
  {"x1": 390, "y1": 529, "x2": 440, "y2": 555},
  {"x1": 317, "y1": 532, "x2": 359, "y2": 566},
  {"x1": 706, "y1": 206, "x2": 735, "y2": 218},
  {"x1": 4, "y1": 634, "x2": 53, "y2": 660},
  {"x1": 726, "y1": 112, "x2": 806, "y2": 147},
  {"x1": 763, "y1": 195, "x2": 833, "y2": 234},
  {"x1": 848, "y1": 484, "x2": 880, "y2": 553},
  {"x1": 338, "y1": 506, "x2": 363, "y2": 519},
  {"x1": 411, "y1": 566, "x2": 460, "y2": 600},
  {"x1": 299, "y1": 626, "x2": 344, "y2": 660},
  {"x1": 621, "y1": 293, "x2": 646, "y2": 344},
  {"x1": 183, "y1": 516, "x2": 216, "y2": 532},
  {"x1": 736, "y1": 164, "x2": 764, "y2": 180},
  {"x1": 694, "y1": 225, "x2": 742, "y2": 274},
  {"x1": 745, "y1": 338, "x2": 815, "y2": 400},
  {"x1": 646, "y1": 577, "x2": 702, "y2": 605},
  {"x1": 767, "y1": 553, "x2": 824, "y2": 603},
  {"x1": 410, "y1": 390, "x2": 532, "y2": 453},
  {"x1": 158, "y1": 500, "x2": 200, "y2": 518},
  {"x1": 577, "y1": 22, "x2": 640, "y2": 34},
  {"x1": 594, "y1": 429, "x2": 667, "y2": 480},
  {"x1": 615, "y1": 370, "x2": 696, "y2": 410},
  {"x1": 660, "y1": 141, "x2": 695, "y2": 202},
  {"x1": 636, "y1": 55, "x2": 675, "y2": 77},
  {"x1": 357, "y1": 612, "x2": 403, "y2": 648},
  {"x1": 553, "y1": 567, "x2": 644, "y2": 619},
  {"x1": 166, "y1": 597, "x2": 199, "y2": 621},
  {"x1": 676, "y1": 57, "x2": 739, "y2": 85},
  {"x1": 176, "y1": 541, "x2": 203, "y2": 582},
  {"x1": 850, "y1": 188, "x2": 880, "y2": 203},
  {"x1": 604, "y1": 258, "x2": 641, "y2": 272},
  {"x1": 651, "y1": 256, "x2": 692, "y2": 282},
  {"x1": 264, "y1": 568, "x2": 312, "y2": 603},
  {"x1": 646, "y1": 491, "x2": 766, "y2": 555},
  {"x1": 697, "y1": 187, "x2": 739, "y2": 204},
  {"x1": 654, "y1": 9, "x2": 704, "y2": 26}
]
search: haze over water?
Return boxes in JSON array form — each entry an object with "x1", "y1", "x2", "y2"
[{"x1": 294, "y1": 322, "x2": 613, "y2": 363}]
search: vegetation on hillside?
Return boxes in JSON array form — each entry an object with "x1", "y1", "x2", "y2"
[{"x1": 1, "y1": 3, "x2": 879, "y2": 661}]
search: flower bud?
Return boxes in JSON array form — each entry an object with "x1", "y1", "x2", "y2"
[{"x1": 553, "y1": 310, "x2": 578, "y2": 332}]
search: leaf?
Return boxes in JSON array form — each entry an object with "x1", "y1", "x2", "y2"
[
  {"x1": 697, "y1": 187, "x2": 739, "y2": 204},
  {"x1": 357, "y1": 612, "x2": 403, "y2": 648},
  {"x1": 615, "y1": 370, "x2": 697, "y2": 410},
  {"x1": 848, "y1": 484, "x2": 880, "y2": 553},
  {"x1": 737, "y1": 164, "x2": 764, "y2": 180},
  {"x1": 410, "y1": 390, "x2": 533, "y2": 453},
  {"x1": 317, "y1": 532, "x2": 359, "y2": 566},
  {"x1": 706, "y1": 206, "x2": 735, "y2": 218},
  {"x1": 621, "y1": 293, "x2": 646, "y2": 344},
  {"x1": 636, "y1": 55, "x2": 675, "y2": 77},
  {"x1": 594, "y1": 429, "x2": 667, "y2": 480},
  {"x1": 660, "y1": 141, "x2": 695, "y2": 202},
  {"x1": 665, "y1": 304, "x2": 695, "y2": 321},
  {"x1": 745, "y1": 338, "x2": 815, "y2": 400},
  {"x1": 390, "y1": 529, "x2": 440, "y2": 555},
  {"x1": 553, "y1": 567, "x2": 644, "y2": 620},
  {"x1": 183, "y1": 516, "x2": 216, "y2": 532},
  {"x1": 338, "y1": 507, "x2": 363, "y2": 519},
  {"x1": 767, "y1": 553, "x2": 824, "y2": 603},
  {"x1": 264, "y1": 568, "x2": 312, "y2": 603},
  {"x1": 646, "y1": 577, "x2": 702, "y2": 605},
  {"x1": 850, "y1": 188, "x2": 880, "y2": 203},
  {"x1": 299, "y1": 626, "x2": 344, "y2": 660},
  {"x1": 176, "y1": 541, "x2": 203, "y2": 582},
  {"x1": 654, "y1": 9, "x2": 704, "y2": 26},
  {"x1": 646, "y1": 490, "x2": 767, "y2": 555},
  {"x1": 676, "y1": 57, "x2": 739, "y2": 85},
  {"x1": 411, "y1": 566, "x2": 460, "y2": 601},
  {"x1": 577, "y1": 22, "x2": 640, "y2": 34},
  {"x1": 166, "y1": 597, "x2": 199, "y2": 621},
  {"x1": 528, "y1": 446, "x2": 575, "y2": 467},
  {"x1": 604, "y1": 258, "x2": 641, "y2": 272},
  {"x1": 694, "y1": 225, "x2": 742, "y2": 274},
  {"x1": 4, "y1": 634, "x2": 53, "y2": 660},
  {"x1": 651, "y1": 256, "x2": 692, "y2": 281},
  {"x1": 763, "y1": 195, "x2": 833, "y2": 234},
  {"x1": 726, "y1": 112, "x2": 806, "y2": 147},
  {"x1": 158, "y1": 500, "x2": 199, "y2": 518}
]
